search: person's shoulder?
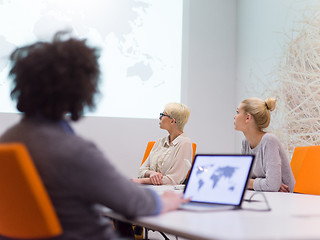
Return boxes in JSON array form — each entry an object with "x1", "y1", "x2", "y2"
[
  {"x1": 64, "y1": 133, "x2": 98, "y2": 152},
  {"x1": 0, "y1": 123, "x2": 18, "y2": 141},
  {"x1": 262, "y1": 133, "x2": 279, "y2": 141},
  {"x1": 61, "y1": 134, "x2": 109, "y2": 168},
  {"x1": 178, "y1": 133, "x2": 192, "y2": 144},
  {"x1": 181, "y1": 134, "x2": 191, "y2": 141},
  {"x1": 261, "y1": 133, "x2": 281, "y2": 146}
]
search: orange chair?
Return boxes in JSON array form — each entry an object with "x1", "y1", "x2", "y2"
[
  {"x1": 0, "y1": 143, "x2": 62, "y2": 239},
  {"x1": 291, "y1": 145, "x2": 320, "y2": 195},
  {"x1": 290, "y1": 146, "x2": 309, "y2": 181},
  {"x1": 140, "y1": 141, "x2": 156, "y2": 166},
  {"x1": 188, "y1": 143, "x2": 197, "y2": 177}
]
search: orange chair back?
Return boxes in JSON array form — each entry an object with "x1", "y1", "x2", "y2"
[
  {"x1": 292, "y1": 145, "x2": 320, "y2": 195},
  {"x1": 0, "y1": 143, "x2": 62, "y2": 239},
  {"x1": 290, "y1": 146, "x2": 308, "y2": 180},
  {"x1": 186, "y1": 143, "x2": 197, "y2": 179},
  {"x1": 192, "y1": 143, "x2": 197, "y2": 159},
  {"x1": 141, "y1": 141, "x2": 156, "y2": 166},
  {"x1": 140, "y1": 141, "x2": 197, "y2": 178}
]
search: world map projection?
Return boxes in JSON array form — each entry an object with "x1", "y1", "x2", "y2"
[
  {"x1": 0, "y1": 0, "x2": 183, "y2": 119},
  {"x1": 196, "y1": 164, "x2": 237, "y2": 191}
]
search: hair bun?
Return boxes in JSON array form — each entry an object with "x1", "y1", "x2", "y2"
[{"x1": 265, "y1": 97, "x2": 277, "y2": 111}]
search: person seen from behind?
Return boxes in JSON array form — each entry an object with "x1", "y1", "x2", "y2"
[{"x1": 0, "y1": 31, "x2": 188, "y2": 240}]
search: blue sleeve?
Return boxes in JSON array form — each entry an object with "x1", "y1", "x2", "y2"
[{"x1": 149, "y1": 189, "x2": 162, "y2": 215}]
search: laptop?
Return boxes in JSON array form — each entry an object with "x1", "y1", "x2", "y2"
[{"x1": 179, "y1": 154, "x2": 255, "y2": 211}]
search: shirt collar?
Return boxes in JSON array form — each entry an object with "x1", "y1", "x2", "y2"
[
  {"x1": 164, "y1": 133, "x2": 185, "y2": 146},
  {"x1": 58, "y1": 119, "x2": 75, "y2": 135}
]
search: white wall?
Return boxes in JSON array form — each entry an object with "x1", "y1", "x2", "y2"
[
  {"x1": 235, "y1": 0, "x2": 320, "y2": 158},
  {"x1": 0, "y1": 0, "x2": 238, "y2": 178},
  {"x1": 185, "y1": 0, "x2": 237, "y2": 154}
]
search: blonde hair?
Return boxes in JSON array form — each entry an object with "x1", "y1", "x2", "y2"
[
  {"x1": 164, "y1": 102, "x2": 190, "y2": 131},
  {"x1": 241, "y1": 97, "x2": 277, "y2": 130}
]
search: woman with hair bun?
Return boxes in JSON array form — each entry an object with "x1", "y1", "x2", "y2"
[{"x1": 234, "y1": 97, "x2": 295, "y2": 192}]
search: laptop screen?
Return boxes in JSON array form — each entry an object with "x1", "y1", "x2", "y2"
[{"x1": 183, "y1": 154, "x2": 254, "y2": 206}]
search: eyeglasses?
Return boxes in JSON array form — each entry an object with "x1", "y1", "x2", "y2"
[{"x1": 159, "y1": 113, "x2": 172, "y2": 119}]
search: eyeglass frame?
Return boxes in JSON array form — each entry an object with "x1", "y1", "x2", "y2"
[
  {"x1": 159, "y1": 112, "x2": 176, "y2": 123},
  {"x1": 159, "y1": 112, "x2": 172, "y2": 119}
]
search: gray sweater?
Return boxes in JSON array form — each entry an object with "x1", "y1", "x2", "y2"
[
  {"x1": 0, "y1": 117, "x2": 160, "y2": 240},
  {"x1": 242, "y1": 133, "x2": 295, "y2": 192}
]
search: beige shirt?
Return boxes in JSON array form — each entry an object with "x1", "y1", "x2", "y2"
[{"x1": 138, "y1": 133, "x2": 193, "y2": 185}]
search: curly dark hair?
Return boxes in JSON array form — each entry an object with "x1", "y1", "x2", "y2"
[{"x1": 9, "y1": 32, "x2": 101, "y2": 121}]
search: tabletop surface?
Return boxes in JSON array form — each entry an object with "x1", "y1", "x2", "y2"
[{"x1": 102, "y1": 186, "x2": 320, "y2": 240}]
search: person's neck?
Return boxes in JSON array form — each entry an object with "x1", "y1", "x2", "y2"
[
  {"x1": 168, "y1": 130, "x2": 183, "y2": 144},
  {"x1": 243, "y1": 129, "x2": 266, "y2": 149}
]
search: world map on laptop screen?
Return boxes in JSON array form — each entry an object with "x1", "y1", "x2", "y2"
[{"x1": 184, "y1": 155, "x2": 254, "y2": 205}]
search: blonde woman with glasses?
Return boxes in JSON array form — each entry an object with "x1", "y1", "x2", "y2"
[{"x1": 132, "y1": 102, "x2": 193, "y2": 185}]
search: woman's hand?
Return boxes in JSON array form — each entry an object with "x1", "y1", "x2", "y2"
[
  {"x1": 132, "y1": 170, "x2": 163, "y2": 185},
  {"x1": 149, "y1": 171, "x2": 163, "y2": 185},
  {"x1": 278, "y1": 183, "x2": 290, "y2": 192},
  {"x1": 247, "y1": 179, "x2": 254, "y2": 189},
  {"x1": 130, "y1": 178, "x2": 152, "y2": 184},
  {"x1": 131, "y1": 178, "x2": 142, "y2": 184}
]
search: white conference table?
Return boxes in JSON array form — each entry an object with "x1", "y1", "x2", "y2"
[{"x1": 103, "y1": 185, "x2": 320, "y2": 240}]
